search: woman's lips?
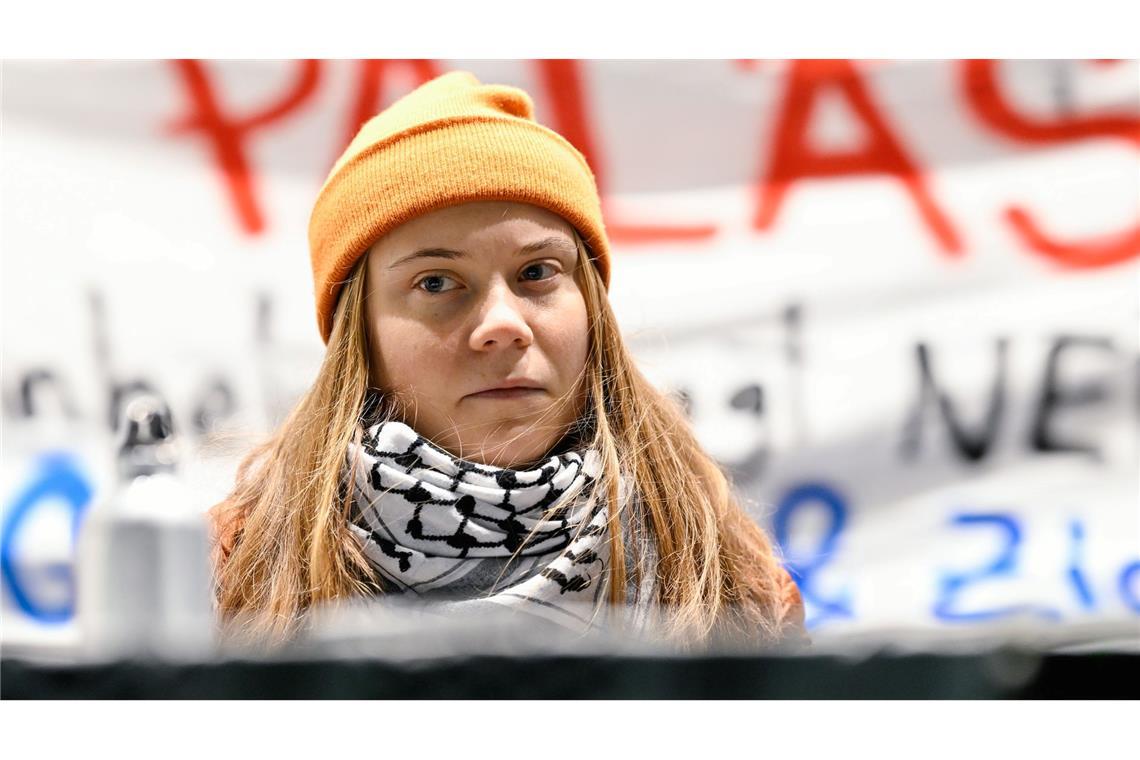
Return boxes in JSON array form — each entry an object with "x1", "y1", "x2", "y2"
[{"x1": 466, "y1": 388, "x2": 545, "y2": 400}]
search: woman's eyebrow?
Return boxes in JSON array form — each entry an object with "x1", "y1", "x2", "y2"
[
  {"x1": 387, "y1": 236, "x2": 576, "y2": 270},
  {"x1": 518, "y1": 236, "x2": 578, "y2": 257},
  {"x1": 387, "y1": 247, "x2": 465, "y2": 270}
]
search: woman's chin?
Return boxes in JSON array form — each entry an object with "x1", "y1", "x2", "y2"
[{"x1": 458, "y1": 429, "x2": 560, "y2": 469}]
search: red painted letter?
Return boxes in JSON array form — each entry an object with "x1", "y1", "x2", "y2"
[
  {"x1": 753, "y1": 60, "x2": 963, "y2": 256},
  {"x1": 961, "y1": 59, "x2": 1140, "y2": 269},
  {"x1": 534, "y1": 59, "x2": 718, "y2": 245},
  {"x1": 164, "y1": 60, "x2": 322, "y2": 236}
]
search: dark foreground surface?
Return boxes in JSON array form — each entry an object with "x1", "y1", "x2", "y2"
[{"x1": 4, "y1": 650, "x2": 1138, "y2": 699}]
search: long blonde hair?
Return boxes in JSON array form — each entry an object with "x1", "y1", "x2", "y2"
[{"x1": 211, "y1": 232, "x2": 793, "y2": 647}]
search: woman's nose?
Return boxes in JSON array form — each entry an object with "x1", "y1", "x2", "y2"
[{"x1": 468, "y1": 283, "x2": 534, "y2": 351}]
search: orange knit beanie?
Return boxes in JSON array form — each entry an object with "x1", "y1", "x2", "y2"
[{"x1": 307, "y1": 70, "x2": 612, "y2": 344}]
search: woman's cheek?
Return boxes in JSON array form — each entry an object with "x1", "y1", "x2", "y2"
[
  {"x1": 375, "y1": 328, "x2": 428, "y2": 389},
  {"x1": 550, "y1": 298, "x2": 589, "y2": 366}
]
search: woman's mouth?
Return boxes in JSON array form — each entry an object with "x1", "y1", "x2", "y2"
[{"x1": 467, "y1": 388, "x2": 545, "y2": 400}]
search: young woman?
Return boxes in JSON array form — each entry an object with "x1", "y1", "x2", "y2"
[{"x1": 209, "y1": 70, "x2": 805, "y2": 650}]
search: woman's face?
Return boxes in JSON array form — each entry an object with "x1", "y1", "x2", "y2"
[{"x1": 364, "y1": 201, "x2": 590, "y2": 468}]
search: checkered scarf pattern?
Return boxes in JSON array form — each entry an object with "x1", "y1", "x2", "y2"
[{"x1": 343, "y1": 415, "x2": 632, "y2": 633}]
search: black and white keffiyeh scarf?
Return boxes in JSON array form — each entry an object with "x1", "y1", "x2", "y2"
[{"x1": 343, "y1": 409, "x2": 655, "y2": 634}]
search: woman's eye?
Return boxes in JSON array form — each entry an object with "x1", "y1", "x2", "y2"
[
  {"x1": 415, "y1": 274, "x2": 459, "y2": 294},
  {"x1": 520, "y1": 262, "x2": 557, "y2": 282}
]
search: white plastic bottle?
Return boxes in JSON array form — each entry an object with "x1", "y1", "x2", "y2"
[{"x1": 76, "y1": 394, "x2": 215, "y2": 661}]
